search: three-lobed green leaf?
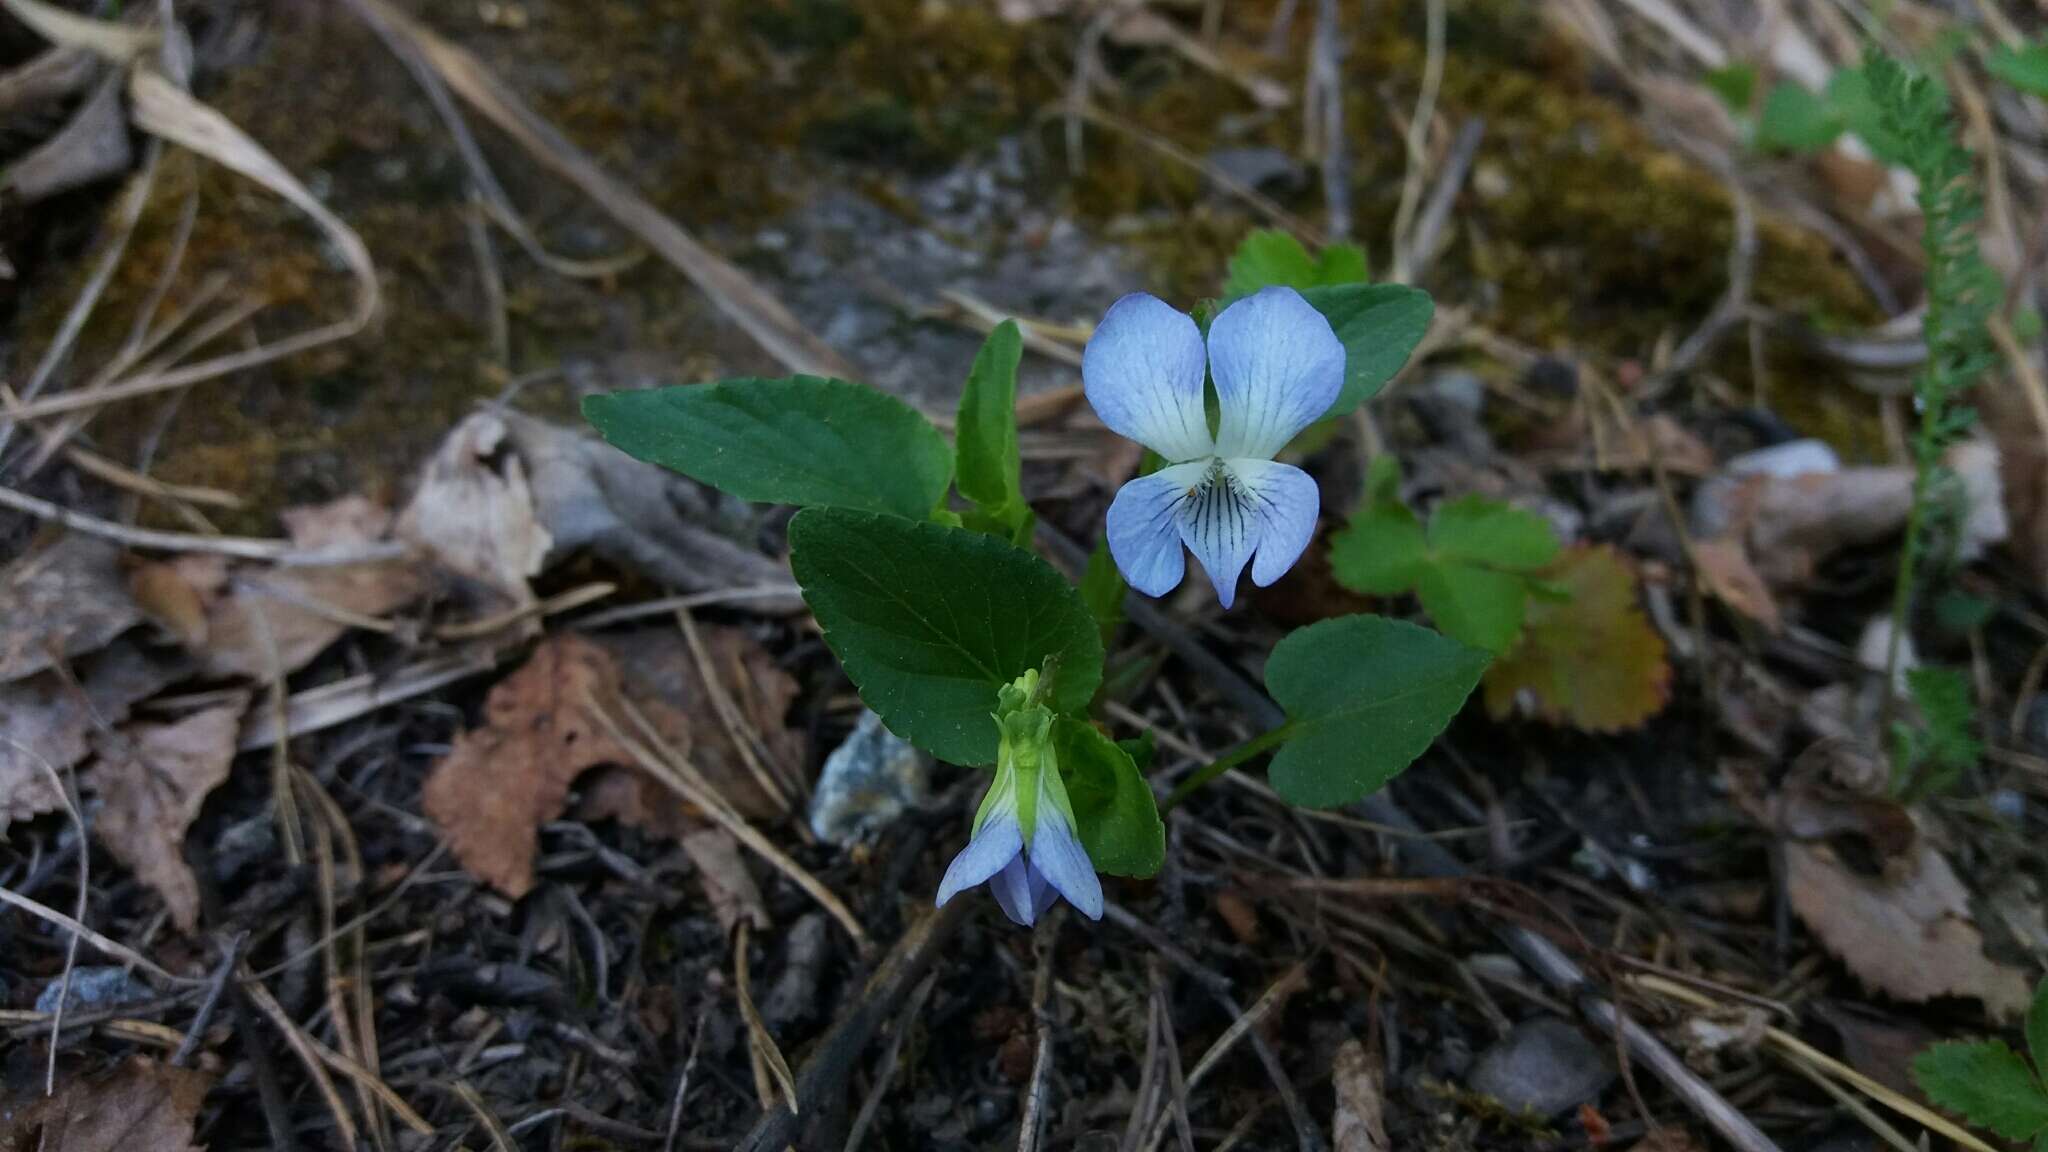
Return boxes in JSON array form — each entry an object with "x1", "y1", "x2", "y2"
[
  {"x1": 1330, "y1": 487, "x2": 1561, "y2": 653},
  {"x1": 955, "y1": 321, "x2": 1032, "y2": 541},
  {"x1": 1056, "y1": 716, "x2": 1163, "y2": 877},
  {"x1": 788, "y1": 507, "x2": 1102, "y2": 766},
  {"x1": 1263, "y1": 614, "x2": 1488, "y2": 809},
  {"x1": 1224, "y1": 229, "x2": 1369, "y2": 298},
  {"x1": 583, "y1": 376, "x2": 952, "y2": 521}
]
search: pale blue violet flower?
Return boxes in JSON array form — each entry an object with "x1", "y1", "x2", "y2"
[
  {"x1": 936, "y1": 681, "x2": 1102, "y2": 926},
  {"x1": 1085, "y1": 287, "x2": 1344, "y2": 608}
]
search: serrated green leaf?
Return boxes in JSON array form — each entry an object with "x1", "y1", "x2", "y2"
[
  {"x1": 583, "y1": 377, "x2": 951, "y2": 520},
  {"x1": 1328, "y1": 504, "x2": 1428, "y2": 595},
  {"x1": 1753, "y1": 82, "x2": 1841, "y2": 152},
  {"x1": 1056, "y1": 716, "x2": 1164, "y2": 877},
  {"x1": 1428, "y1": 496, "x2": 1561, "y2": 571},
  {"x1": 1989, "y1": 42, "x2": 2048, "y2": 97},
  {"x1": 1417, "y1": 563, "x2": 1529, "y2": 654},
  {"x1": 1362, "y1": 453, "x2": 1403, "y2": 506},
  {"x1": 2027, "y1": 977, "x2": 2048, "y2": 1074},
  {"x1": 1264, "y1": 615, "x2": 1488, "y2": 809},
  {"x1": 1914, "y1": 1041, "x2": 2048, "y2": 1141},
  {"x1": 1300, "y1": 284, "x2": 1434, "y2": 417},
  {"x1": 956, "y1": 321, "x2": 1031, "y2": 540},
  {"x1": 788, "y1": 508, "x2": 1102, "y2": 766}
]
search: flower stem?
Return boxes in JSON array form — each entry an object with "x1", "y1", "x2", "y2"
[{"x1": 1162, "y1": 723, "x2": 1296, "y2": 812}]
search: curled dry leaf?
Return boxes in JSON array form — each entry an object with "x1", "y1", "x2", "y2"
[
  {"x1": 681, "y1": 826, "x2": 769, "y2": 936},
  {"x1": 1690, "y1": 537, "x2": 1780, "y2": 633},
  {"x1": 1786, "y1": 836, "x2": 2033, "y2": 1021},
  {"x1": 0, "y1": 640, "x2": 189, "y2": 832},
  {"x1": 0, "y1": 1056, "x2": 213, "y2": 1152},
  {"x1": 1331, "y1": 1037, "x2": 1390, "y2": 1152},
  {"x1": 0, "y1": 534, "x2": 139, "y2": 684},
  {"x1": 1482, "y1": 545, "x2": 1671, "y2": 732},
  {"x1": 399, "y1": 411, "x2": 551, "y2": 612},
  {"x1": 89, "y1": 696, "x2": 248, "y2": 934},
  {"x1": 422, "y1": 633, "x2": 630, "y2": 897}
]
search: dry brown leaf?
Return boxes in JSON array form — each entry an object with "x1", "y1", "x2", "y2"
[
  {"x1": 578, "y1": 628, "x2": 797, "y2": 830},
  {"x1": 0, "y1": 641, "x2": 189, "y2": 832},
  {"x1": 90, "y1": 697, "x2": 247, "y2": 934},
  {"x1": 399, "y1": 412, "x2": 550, "y2": 611},
  {"x1": 0, "y1": 1056, "x2": 212, "y2": 1151},
  {"x1": 1691, "y1": 537, "x2": 1780, "y2": 632},
  {"x1": 1786, "y1": 837, "x2": 2032, "y2": 1020},
  {"x1": 1331, "y1": 1037, "x2": 1390, "y2": 1152},
  {"x1": 421, "y1": 633, "x2": 637, "y2": 897},
  {"x1": 1982, "y1": 368, "x2": 2048, "y2": 592},
  {"x1": 681, "y1": 826, "x2": 769, "y2": 935},
  {"x1": 164, "y1": 497, "x2": 426, "y2": 679},
  {"x1": 0, "y1": 534, "x2": 138, "y2": 684}
]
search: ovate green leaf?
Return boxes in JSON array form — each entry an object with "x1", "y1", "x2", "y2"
[
  {"x1": 1300, "y1": 284, "x2": 1434, "y2": 417},
  {"x1": 583, "y1": 376, "x2": 951, "y2": 520},
  {"x1": 1056, "y1": 716, "x2": 1164, "y2": 877},
  {"x1": 1913, "y1": 1041, "x2": 2048, "y2": 1142},
  {"x1": 789, "y1": 508, "x2": 1102, "y2": 765},
  {"x1": 1264, "y1": 615, "x2": 1488, "y2": 808}
]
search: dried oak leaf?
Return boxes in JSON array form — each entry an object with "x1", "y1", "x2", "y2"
[
  {"x1": 421, "y1": 633, "x2": 637, "y2": 898},
  {"x1": 1786, "y1": 837, "x2": 2032, "y2": 1020},
  {"x1": 0, "y1": 641, "x2": 190, "y2": 833},
  {"x1": 0, "y1": 1056, "x2": 213, "y2": 1152},
  {"x1": 1482, "y1": 545, "x2": 1671, "y2": 732},
  {"x1": 0, "y1": 534, "x2": 138, "y2": 684},
  {"x1": 89, "y1": 697, "x2": 248, "y2": 934},
  {"x1": 399, "y1": 412, "x2": 550, "y2": 610}
]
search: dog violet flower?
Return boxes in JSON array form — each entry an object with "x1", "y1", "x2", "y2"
[
  {"x1": 1086, "y1": 287, "x2": 1344, "y2": 607},
  {"x1": 935, "y1": 671, "x2": 1103, "y2": 926}
]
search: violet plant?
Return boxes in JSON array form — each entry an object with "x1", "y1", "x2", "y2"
[{"x1": 584, "y1": 257, "x2": 1486, "y2": 927}]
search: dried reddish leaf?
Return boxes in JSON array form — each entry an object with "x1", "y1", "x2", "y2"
[
  {"x1": 422, "y1": 633, "x2": 638, "y2": 897},
  {"x1": 0, "y1": 1056, "x2": 213, "y2": 1151},
  {"x1": 1787, "y1": 837, "x2": 2032, "y2": 1020},
  {"x1": 89, "y1": 698, "x2": 248, "y2": 934},
  {"x1": 0, "y1": 534, "x2": 138, "y2": 684},
  {"x1": 1482, "y1": 545, "x2": 1671, "y2": 732}
]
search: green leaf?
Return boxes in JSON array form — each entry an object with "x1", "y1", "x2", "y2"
[
  {"x1": 583, "y1": 377, "x2": 951, "y2": 520},
  {"x1": 1317, "y1": 243, "x2": 1369, "y2": 285},
  {"x1": 1914, "y1": 1041, "x2": 2048, "y2": 1141},
  {"x1": 1300, "y1": 284, "x2": 1434, "y2": 417},
  {"x1": 1117, "y1": 729, "x2": 1157, "y2": 775},
  {"x1": 1428, "y1": 496, "x2": 1561, "y2": 571},
  {"x1": 1906, "y1": 665, "x2": 1981, "y2": 777},
  {"x1": 1081, "y1": 536, "x2": 1127, "y2": 650},
  {"x1": 1753, "y1": 82, "x2": 1841, "y2": 152},
  {"x1": 1417, "y1": 563, "x2": 1529, "y2": 654},
  {"x1": 1989, "y1": 42, "x2": 2048, "y2": 97},
  {"x1": 955, "y1": 321, "x2": 1031, "y2": 540},
  {"x1": 1328, "y1": 504, "x2": 1428, "y2": 595},
  {"x1": 2027, "y1": 976, "x2": 2048, "y2": 1073},
  {"x1": 1056, "y1": 716, "x2": 1164, "y2": 877},
  {"x1": 1263, "y1": 615, "x2": 1489, "y2": 808},
  {"x1": 1225, "y1": 230, "x2": 1319, "y2": 297},
  {"x1": 788, "y1": 508, "x2": 1103, "y2": 765},
  {"x1": 1704, "y1": 63, "x2": 1758, "y2": 113}
]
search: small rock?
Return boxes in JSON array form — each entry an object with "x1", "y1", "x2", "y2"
[
  {"x1": 1203, "y1": 147, "x2": 1305, "y2": 194},
  {"x1": 1468, "y1": 1016, "x2": 1615, "y2": 1115},
  {"x1": 809, "y1": 709, "x2": 930, "y2": 846},
  {"x1": 1726, "y1": 438, "x2": 1842, "y2": 479},
  {"x1": 35, "y1": 966, "x2": 151, "y2": 1014}
]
